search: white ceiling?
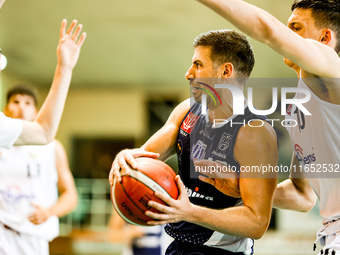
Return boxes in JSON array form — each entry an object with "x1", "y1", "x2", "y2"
[{"x1": 0, "y1": 0, "x2": 295, "y2": 89}]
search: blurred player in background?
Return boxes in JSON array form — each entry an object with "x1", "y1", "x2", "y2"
[
  {"x1": 195, "y1": 0, "x2": 340, "y2": 254},
  {"x1": 0, "y1": 0, "x2": 86, "y2": 149},
  {"x1": 0, "y1": 85, "x2": 78, "y2": 255}
]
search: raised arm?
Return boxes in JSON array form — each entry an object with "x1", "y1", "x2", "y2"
[
  {"x1": 109, "y1": 99, "x2": 190, "y2": 184},
  {"x1": 196, "y1": 0, "x2": 340, "y2": 78},
  {"x1": 273, "y1": 153, "x2": 317, "y2": 212},
  {"x1": 15, "y1": 19, "x2": 86, "y2": 146}
]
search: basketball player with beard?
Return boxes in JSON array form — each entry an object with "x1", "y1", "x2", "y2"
[{"x1": 110, "y1": 29, "x2": 278, "y2": 255}]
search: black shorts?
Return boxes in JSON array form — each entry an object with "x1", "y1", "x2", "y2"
[{"x1": 166, "y1": 240, "x2": 250, "y2": 255}]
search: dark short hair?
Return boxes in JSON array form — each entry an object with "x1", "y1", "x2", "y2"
[
  {"x1": 193, "y1": 29, "x2": 255, "y2": 78},
  {"x1": 292, "y1": 0, "x2": 340, "y2": 53},
  {"x1": 6, "y1": 85, "x2": 39, "y2": 107}
]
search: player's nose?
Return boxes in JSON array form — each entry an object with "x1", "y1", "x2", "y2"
[
  {"x1": 185, "y1": 65, "x2": 195, "y2": 80},
  {"x1": 18, "y1": 102, "x2": 25, "y2": 111}
]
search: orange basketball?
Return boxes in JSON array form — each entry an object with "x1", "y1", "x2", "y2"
[{"x1": 111, "y1": 157, "x2": 178, "y2": 226}]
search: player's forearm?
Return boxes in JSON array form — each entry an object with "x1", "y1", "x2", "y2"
[
  {"x1": 0, "y1": 0, "x2": 5, "y2": 9},
  {"x1": 189, "y1": 204, "x2": 271, "y2": 239},
  {"x1": 15, "y1": 65, "x2": 73, "y2": 146},
  {"x1": 273, "y1": 179, "x2": 316, "y2": 212},
  {"x1": 48, "y1": 189, "x2": 78, "y2": 217},
  {"x1": 34, "y1": 65, "x2": 73, "y2": 144},
  {"x1": 196, "y1": 0, "x2": 279, "y2": 45},
  {"x1": 196, "y1": 0, "x2": 340, "y2": 78}
]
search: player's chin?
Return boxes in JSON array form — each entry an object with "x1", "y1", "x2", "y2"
[{"x1": 192, "y1": 93, "x2": 202, "y2": 104}]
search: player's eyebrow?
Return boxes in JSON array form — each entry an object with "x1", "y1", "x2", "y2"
[{"x1": 193, "y1": 60, "x2": 203, "y2": 65}]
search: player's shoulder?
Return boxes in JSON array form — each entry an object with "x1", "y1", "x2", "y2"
[
  {"x1": 54, "y1": 139, "x2": 67, "y2": 155},
  {"x1": 178, "y1": 98, "x2": 191, "y2": 110},
  {"x1": 167, "y1": 98, "x2": 191, "y2": 126},
  {"x1": 234, "y1": 120, "x2": 278, "y2": 168},
  {"x1": 236, "y1": 120, "x2": 277, "y2": 149},
  {"x1": 172, "y1": 98, "x2": 190, "y2": 113},
  {"x1": 54, "y1": 139, "x2": 62, "y2": 147}
]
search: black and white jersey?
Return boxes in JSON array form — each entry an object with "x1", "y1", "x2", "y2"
[{"x1": 165, "y1": 102, "x2": 268, "y2": 254}]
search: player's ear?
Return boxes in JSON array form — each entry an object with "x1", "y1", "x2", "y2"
[
  {"x1": 320, "y1": 29, "x2": 333, "y2": 45},
  {"x1": 221, "y1": 63, "x2": 234, "y2": 78}
]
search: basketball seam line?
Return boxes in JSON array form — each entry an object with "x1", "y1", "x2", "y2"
[
  {"x1": 120, "y1": 178, "x2": 150, "y2": 215},
  {"x1": 128, "y1": 169, "x2": 171, "y2": 198},
  {"x1": 136, "y1": 158, "x2": 176, "y2": 178},
  {"x1": 113, "y1": 169, "x2": 172, "y2": 226}
]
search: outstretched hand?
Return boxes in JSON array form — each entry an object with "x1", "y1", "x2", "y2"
[
  {"x1": 195, "y1": 159, "x2": 241, "y2": 198},
  {"x1": 57, "y1": 19, "x2": 87, "y2": 70}
]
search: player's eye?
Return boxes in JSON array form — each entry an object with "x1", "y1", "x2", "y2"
[{"x1": 290, "y1": 24, "x2": 301, "y2": 32}]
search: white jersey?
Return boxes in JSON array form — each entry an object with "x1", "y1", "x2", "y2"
[
  {"x1": 285, "y1": 79, "x2": 340, "y2": 223},
  {"x1": 0, "y1": 112, "x2": 22, "y2": 149},
  {"x1": 0, "y1": 142, "x2": 59, "y2": 241}
]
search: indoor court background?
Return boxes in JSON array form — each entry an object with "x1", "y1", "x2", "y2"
[{"x1": 0, "y1": 0, "x2": 323, "y2": 254}]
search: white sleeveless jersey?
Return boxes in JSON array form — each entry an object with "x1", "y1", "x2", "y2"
[
  {"x1": 285, "y1": 79, "x2": 340, "y2": 223},
  {"x1": 0, "y1": 112, "x2": 22, "y2": 149},
  {"x1": 0, "y1": 142, "x2": 59, "y2": 241}
]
